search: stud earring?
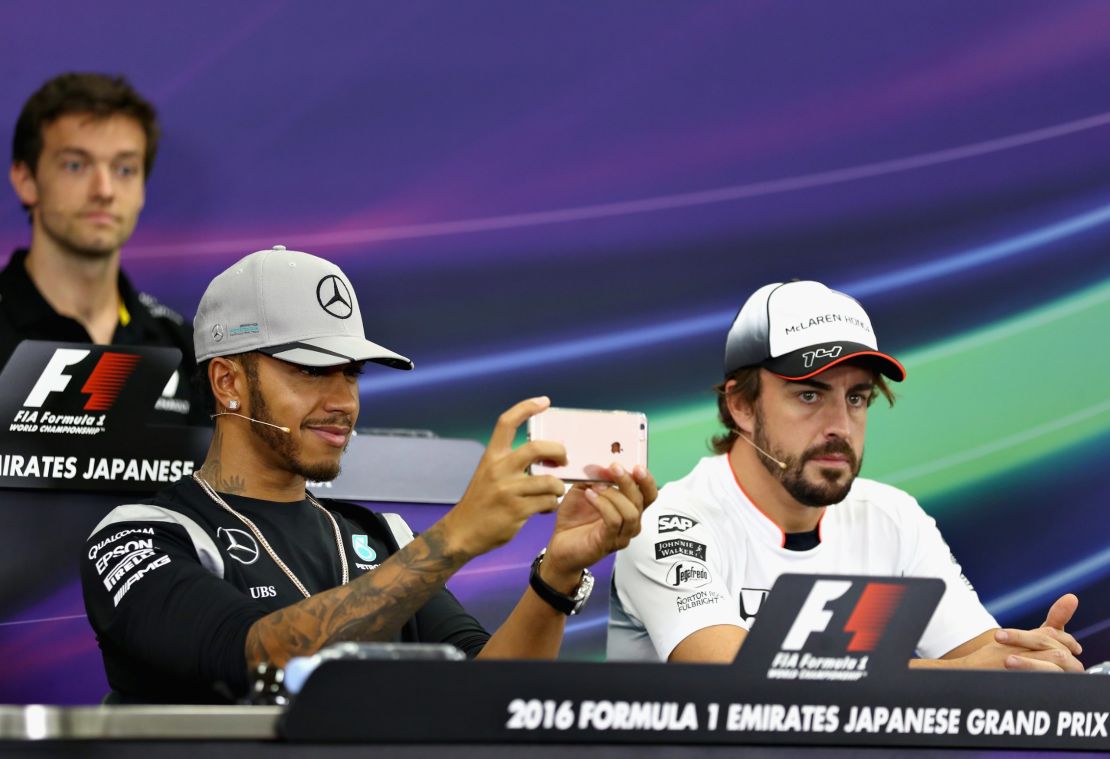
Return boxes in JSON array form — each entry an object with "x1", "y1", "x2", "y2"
[{"x1": 228, "y1": 399, "x2": 240, "y2": 411}]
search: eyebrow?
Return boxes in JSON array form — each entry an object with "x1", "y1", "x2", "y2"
[
  {"x1": 55, "y1": 147, "x2": 142, "y2": 160},
  {"x1": 786, "y1": 379, "x2": 875, "y2": 393}
]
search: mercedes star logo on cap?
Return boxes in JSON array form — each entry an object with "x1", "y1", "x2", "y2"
[{"x1": 316, "y1": 275, "x2": 353, "y2": 319}]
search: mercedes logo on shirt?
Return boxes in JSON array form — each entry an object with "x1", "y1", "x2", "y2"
[
  {"x1": 217, "y1": 527, "x2": 260, "y2": 565},
  {"x1": 316, "y1": 275, "x2": 353, "y2": 319}
]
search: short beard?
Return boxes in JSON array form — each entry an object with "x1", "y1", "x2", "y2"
[
  {"x1": 751, "y1": 407, "x2": 862, "y2": 507},
  {"x1": 245, "y1": 366, "x2": 344, "y2": 483}
]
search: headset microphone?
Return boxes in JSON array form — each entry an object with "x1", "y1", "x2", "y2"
[
  {"x1": 211, "y1": 412, "x2": 291, "y2": 434},
  {"x1": 739, "y1": 433, "x2": 788, "y2": 470}
]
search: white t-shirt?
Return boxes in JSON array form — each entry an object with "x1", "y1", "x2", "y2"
[{"x1": 608, "y1": 454, "x2": 996, "y2": 662}]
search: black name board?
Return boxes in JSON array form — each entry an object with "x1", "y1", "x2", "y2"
[{"x1": 281, "y1": 574, "x2": 1109, "y2": 751}]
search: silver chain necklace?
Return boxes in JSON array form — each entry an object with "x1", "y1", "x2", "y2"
[{"x1": 192, "y1": 472, "x2": 349, "y2": 599}]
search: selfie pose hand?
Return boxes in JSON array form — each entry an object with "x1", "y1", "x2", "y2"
[
  {"x1": 543, "y1": 465, "x2": 658, "y2": 587},
  {"x1": 439, "y1": 396, "x2": 569, "y2": 560}
]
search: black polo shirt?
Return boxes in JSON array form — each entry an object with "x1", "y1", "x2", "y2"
[
  {"x1": 0, "y1": 248, "x2": 203, "y2": 425},
  {"x1": 81, "y1": 477, "x2": 490, "y2": 703}
]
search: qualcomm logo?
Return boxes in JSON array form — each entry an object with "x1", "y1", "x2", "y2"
[{"x1": 217, "y1": 527, "x2": 260, "y2": 565}]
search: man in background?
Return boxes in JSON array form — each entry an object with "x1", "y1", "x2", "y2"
[{"x1": 3, "y1": 72, "x2": 199, "y2": 423}]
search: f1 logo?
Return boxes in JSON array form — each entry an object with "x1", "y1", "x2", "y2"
[
  {"x1": 23, "y1": 348, "x2": 141, "y2": 411},
  {"x1": 781, "y1": 580, "x2": 850, "y2": 650},
  {"x1": 781, "y1": 579, "x2": 906, "y2": 653},
  {"x1": 24, "y1": 349, "x2": 89, "y2": 407}
]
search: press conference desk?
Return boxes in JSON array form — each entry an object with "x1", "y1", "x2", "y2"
[
  {"x1": 0, "y1": 705, "x2": 1095, "y2": 758},
  {"x1": 2, "y1": 657, "x2": 1107, "y2": 757}
]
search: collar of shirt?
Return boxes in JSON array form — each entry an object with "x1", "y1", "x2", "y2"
[{"x1": 1, "y1": 247, "x2": 151, "y2": 339}]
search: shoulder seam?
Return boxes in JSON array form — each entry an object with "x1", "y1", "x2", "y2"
[{"x1": 90, "y1": 503, "x2": 225, "y2": 578}]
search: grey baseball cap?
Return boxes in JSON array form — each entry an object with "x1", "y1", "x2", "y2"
[
  {"x1": 724, "y1": 281, "x2": 904, "y2": 381},
  {"x1": 194, "y1": 245, "x2": 414, "y2": 369}
]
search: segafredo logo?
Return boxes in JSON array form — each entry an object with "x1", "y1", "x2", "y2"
[{"x1": 666, "y1": 560, "x2": 711, "y2": 588}]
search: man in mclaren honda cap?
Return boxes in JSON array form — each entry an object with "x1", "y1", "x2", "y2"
[
  {"x1": 608, "y1": 280, "x2": 1083, "y2": 672},
  {"x1": 81, "y1": 245, "x2": 657, "y2": 703}
]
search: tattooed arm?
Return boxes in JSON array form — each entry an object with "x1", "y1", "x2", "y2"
[
  {"x1": 244, "y1": 397, "x2": 567, "y2": 668},
  {"x1": 243, "y1": 398, "x2": 655, "y2": 667},
  {"x1": 245, "y1": 521, "x2": 469, "y2": 668}
]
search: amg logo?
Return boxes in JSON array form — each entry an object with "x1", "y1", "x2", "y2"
[{"x1": 658, "y1": 514, "x2": 698, "y2": 533}]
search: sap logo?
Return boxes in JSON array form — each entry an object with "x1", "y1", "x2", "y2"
[
  {"x1": 801, "y1": 345, "x2": 842, "y2": 369},
  {"x1": 250, "y1": 585, "x2": 277, "y2": 599},
  {"x1": 658, "y1": 514, "x2": 698, "y2": 534},
  {"x1": 24, "y1": 349, "x2": 140, "y2": 411},
  {"x1": 781, "y1": 580, "x2": 905, "y2": 653}
]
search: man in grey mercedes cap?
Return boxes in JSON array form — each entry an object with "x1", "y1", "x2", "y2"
[
  {"x1": 81, "y1": 245, "x2": 657, "y2": 703},
  {"x1": 608, "y1": 280, "x2": 1083, "y2": 672}
]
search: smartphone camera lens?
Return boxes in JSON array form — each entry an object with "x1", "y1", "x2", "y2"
[{"x1": 639, "y1": 423, "x2": 645, "y2": 430}]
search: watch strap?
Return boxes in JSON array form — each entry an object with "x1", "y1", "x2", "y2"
[{"x1": 529, "y1": 549, "x2": 590, "y2": 615}]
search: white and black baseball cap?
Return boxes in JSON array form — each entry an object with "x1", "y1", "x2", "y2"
[
  {"x1": 723, "y1": 281, "x2": 905, "y2": 381},
  {"x1": 194, "y1": 245, "x2": 413, "y2": 369}
]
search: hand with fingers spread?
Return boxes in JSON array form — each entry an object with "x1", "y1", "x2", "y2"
[
  {"x1": 540, "y1": 463, "x2": 659, "y2": 590},
  {"x1": 438, "y1": 396, "x2": 569, "y2": 561}
]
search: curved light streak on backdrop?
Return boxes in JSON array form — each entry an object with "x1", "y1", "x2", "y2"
[{"x1": 1, "y1": 0, "x2": 1109, "y2": 696}]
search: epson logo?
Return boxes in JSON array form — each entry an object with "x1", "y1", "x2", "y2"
[{"x1": 658, "y1": 514, "x2": 698, "y2": 534}]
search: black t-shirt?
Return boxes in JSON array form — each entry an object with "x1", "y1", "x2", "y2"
[
  {"x1": 80, "y1": 477, "x2": 490, "y2": 703},
  {"x1": 0, "y1": 248, "x2": 204, "y2": 425}
]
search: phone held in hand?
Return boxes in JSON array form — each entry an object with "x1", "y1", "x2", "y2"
[{"x1": 527, "y1": 407, "x2": 648, "y2": 482}]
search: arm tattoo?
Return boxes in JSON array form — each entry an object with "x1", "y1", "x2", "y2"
[{"x1": 244, "y1": 522, "x2": 467, "y2": 668}]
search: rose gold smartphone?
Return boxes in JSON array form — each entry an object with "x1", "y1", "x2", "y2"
[{"x1": 527, "y1": 407, "x2": 648, "y2": 482}]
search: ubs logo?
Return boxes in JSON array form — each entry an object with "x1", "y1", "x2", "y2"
[
  {"x1": 217, "y1": 527, "x2": 260, "y2": 565},
  {"x1": 316, "y1": 275, "x2": 353, "y2": 319}
]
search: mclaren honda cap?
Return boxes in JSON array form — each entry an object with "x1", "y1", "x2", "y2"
[
  {"x1": 194, "y1": 245, "x2": 413, "y2": 369},
  {"x1": 723, "y1": 280, "x2": 905, "y2": 382}
]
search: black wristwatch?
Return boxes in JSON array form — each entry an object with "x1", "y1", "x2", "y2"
[{"x1": 529, "y1": 549, "x2": 594, "y2": 615}]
